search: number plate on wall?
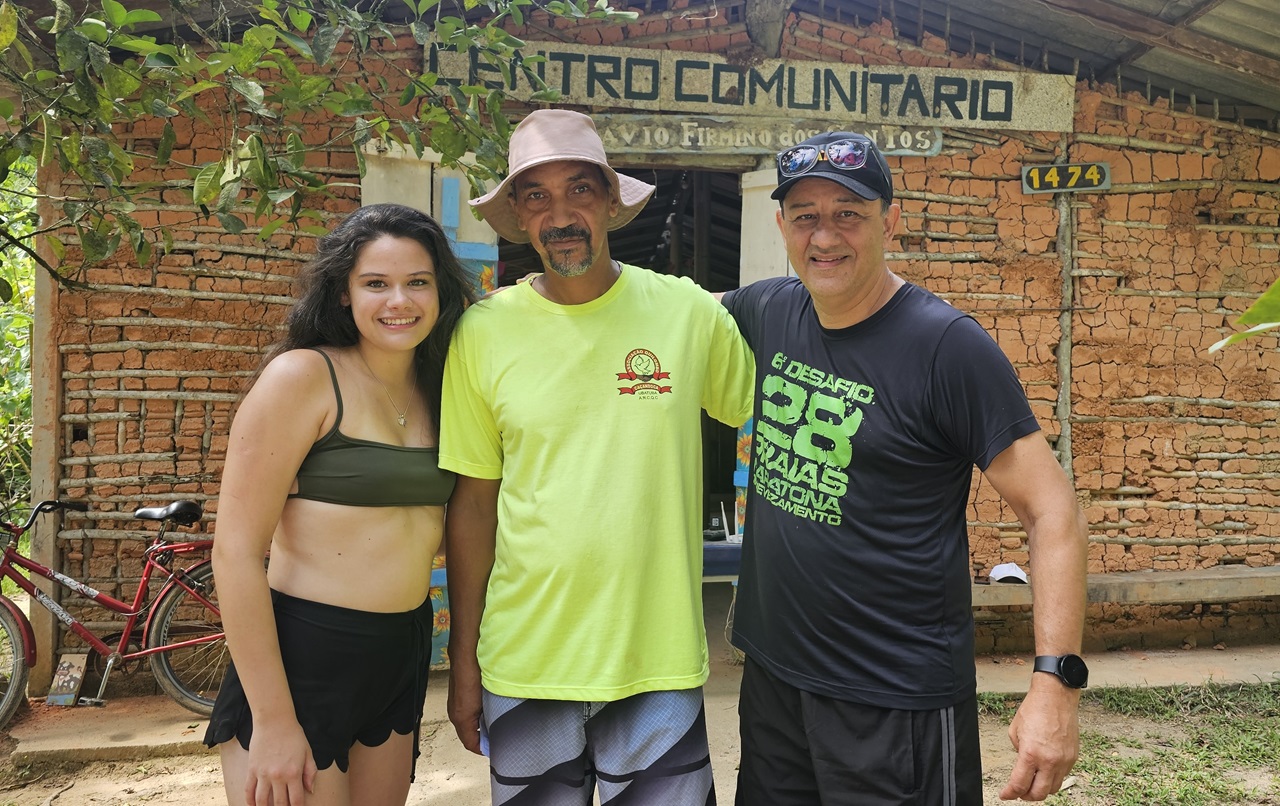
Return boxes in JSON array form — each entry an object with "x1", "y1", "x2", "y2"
[{"x1": 1021, "y1": 163, "x2": 1111, "y2": 194}]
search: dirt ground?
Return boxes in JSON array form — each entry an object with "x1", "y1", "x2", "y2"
[
  {"x1": 2, "y1": 584, "x2": 1275, "y2": 804},
  {"x1": 0, "y1": 701, "x2": 1213, "y2": 806}
]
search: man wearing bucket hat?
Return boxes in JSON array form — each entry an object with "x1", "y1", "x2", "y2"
[
  {"x1": 720, "y1": 132, "x2": 1088, "y2": 804},
  {"x1": 440, "y1": 108, "x2": 754, "y2": 804}
]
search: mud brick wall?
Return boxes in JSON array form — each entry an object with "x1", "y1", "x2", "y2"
[
  {"x1": 810, "y1": 18, "x2": 1280, "y2": 650},
  {"x1": 42, "y1": 7, "x2": 1280, "y2": 663},
  {"x1": 577, "y1": 7, "x2": 1280, "y2": 648},
  {"x1": 47, "y1": 34, "x2": 424, "y2": 661},
  {"x1": 1060, "y1": 94, "x2": 1280, "y2": 649}
]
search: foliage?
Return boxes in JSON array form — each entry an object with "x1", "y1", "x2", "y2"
[
  {"x1": 988, "y1": 683, "x2": 1280, "y2": 805},
  {"x1": 1090, "y1": 680, "x2": 1280, "y2": 721},
  {"x1": 1209, "y1": 275, "x2": 1280, "y2": 352},
  {"x1": 0, "y1": 0, "x2": 636, "y2": 285},
  {"x1": 1062, "y1": 729, "x2": 1264, "y2": 805},
  {"x1": 976, "y1": 691, "x2": 1021, "y2": 720},
  {"x1": 0, "y1": 156, "x2": 33, "y2": 507}
]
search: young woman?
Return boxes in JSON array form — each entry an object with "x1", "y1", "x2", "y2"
[{"x1": 205, "y1": 204, "x2": 476, "y2": 806}]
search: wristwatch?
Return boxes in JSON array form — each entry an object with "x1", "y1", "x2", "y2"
[{"x1": 1033, "y1": 654, "x2": 1089, "y2": 689}]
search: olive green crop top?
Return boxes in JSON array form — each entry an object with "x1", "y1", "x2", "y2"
[{"x1": 288, "y1": 349, "x2": 455, "y2": 507}]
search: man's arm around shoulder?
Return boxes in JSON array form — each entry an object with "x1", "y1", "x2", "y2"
[{"x1": 983, "y1": 432, "x2": 1088, "y2": 802}]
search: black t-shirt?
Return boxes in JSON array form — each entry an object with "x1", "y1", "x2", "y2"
[{"x1": 723, "y1": 278, "x2": 1040, "y2": 709}]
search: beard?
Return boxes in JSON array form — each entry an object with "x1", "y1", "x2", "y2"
[{"x1": 539, "y1": 225, "x2": 594, "y2": 277}]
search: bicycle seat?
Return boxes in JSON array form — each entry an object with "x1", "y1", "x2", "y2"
[{"x1": 134, "y1": 500, "x2": 203, "y2": 526}]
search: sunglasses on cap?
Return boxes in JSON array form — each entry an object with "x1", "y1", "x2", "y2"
[{"x1": 777, "y1": 139, "x2": 871, "y2": 177}]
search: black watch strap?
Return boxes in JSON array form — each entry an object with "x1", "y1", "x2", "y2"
[{"x1": 1033, "y1": 654, "x2": 1089, "y2": 688}]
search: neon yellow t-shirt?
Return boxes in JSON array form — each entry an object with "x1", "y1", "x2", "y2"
[{"x1": 440, "y1": 265, "x2": 755, "y2": 701}]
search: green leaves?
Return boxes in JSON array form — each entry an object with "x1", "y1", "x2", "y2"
[
  {"x1": 1235, "y1": 279, "x2": 1280, "y2": 327},
  {"x1": 155, "y1": 121, "x2": 176, "y2": 166},
  {"x1": 0, "y1": 158, "x2": 35, "y2": 504},
  {"x1": 101, "y1": 0, "x2": 126, "y2": 27},
  {"x1": 0, "y1": 2, "x2": 18, "y2": 52},
  {"x1": 1209, "y1": 275, "x2": 1280, "y2": 352},
  {"x1": 276, "y1": 29, "x2": 313, "y2": 60},
  {"x1": 122, "y1": 8, "x2": 161, "y2": 26},
  {"x1": 288, "y1": 7, "x2": 313, "y2": 33},
  {"x1": 312, "y1": 24, "x2": 343, "y2": 65},
  {"x1": 174, "y1": 80, "x2": 220, "y2": 103},
  {"x1": 229, "y1": 76, "x2": 265, "y2": 107},
  {"x1": 101, "y1": 0, "x2": 160, "y2": 28},
  {"x1": 2, "y1": 0, "x2": 634, "y2": 284},
  {"x1": 192, "y1": 162, "x2": 223, "y2": 207},
  {"x1": 49, "y1": 0, "x2": 74, "y2": 34}
]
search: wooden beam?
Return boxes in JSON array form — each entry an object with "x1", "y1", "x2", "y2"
[
  {"x1": 1167, "y1": 0, "x2": 1232, "y2": 28},
  {"x1": 744, "y1": 0, "x2": 793, "y2": 58},
  {"x1": 692, "y1": 172, "x2": 712, "y2": 288},
  {"x1": 1098, "y1": 0, "x2": 1231, "y2": 77},
  {"x1": 972, "y1": 565, "x2": 1280, "y2": 608},
  {"x1": 1031, "y1": 0, "x2": 1280, "y2": 84}
]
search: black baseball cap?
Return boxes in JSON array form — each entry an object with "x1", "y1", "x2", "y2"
[{"x1": 771, "y1": 132, "x2": 894, "y2": 203}]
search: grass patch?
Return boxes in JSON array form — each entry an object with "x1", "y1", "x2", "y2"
[
  {"x1": 997, "y1": 683, "x2": 1280, "y2": 805},
  {"x1": 1094, "y1": 682, "x2": 1280, "y2": 722},
  {"x1": 1061, "y1": 736, "x2": 1262, "y2": 805},
  {"x1": 977, "y1": 691, "x2": 1021, "y2": 720}
]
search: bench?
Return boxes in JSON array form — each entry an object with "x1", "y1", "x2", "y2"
[
  {"x1": 434, "y1": 548, "x2": 1280, "y2": 608},
  {"x1": 704, "y1": 541, "x2": 743, "y2": 583},
  {"x1": 704, "y1": 541, "x2": 1280, "y2": 608},
  {"x1": 972, "y1": 564, "x2": 1280, "y2": 607}
]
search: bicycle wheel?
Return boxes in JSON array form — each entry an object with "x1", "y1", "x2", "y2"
[
  {"x1": 0, "y1": 598, "x2": 30, "y2": 730},
  {"x1": 146, "y1": 563, "x2": 226, "y2": 716}
]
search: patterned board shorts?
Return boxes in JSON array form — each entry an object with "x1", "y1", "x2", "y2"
[{"x1": 481, "y1": 686, "x2": 716, "y2": 806}]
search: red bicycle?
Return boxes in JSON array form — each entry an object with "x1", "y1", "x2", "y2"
[{"x1": 0, "y1": 498, "x2": 225, "y2": 728}]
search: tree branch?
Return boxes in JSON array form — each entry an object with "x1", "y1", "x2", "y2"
[{"x1": 0, "y1": 226, "x2": 88, "y2": 292}]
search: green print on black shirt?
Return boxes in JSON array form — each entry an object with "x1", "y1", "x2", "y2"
[{"x1": 751, "y1": 352, "x2": 873, "y2": 526}]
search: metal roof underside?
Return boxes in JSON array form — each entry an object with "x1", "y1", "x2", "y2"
[
  {"x1": 779, "y1": 0, "x2": 1280, "y2": 129},
  {"x1": 27, "y1": 0, "x2": 1280, "y2": 128}
]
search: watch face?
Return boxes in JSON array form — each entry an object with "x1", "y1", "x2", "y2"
[{"x1": 1060, "y1": 654, "x2": 1089, "y2": 687}]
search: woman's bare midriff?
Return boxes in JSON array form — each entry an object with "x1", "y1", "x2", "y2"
[{"x1": 268, "y1": 498, "x2": 444, "y2": 612}]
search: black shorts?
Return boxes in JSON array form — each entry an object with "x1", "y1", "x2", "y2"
[
  {"x1": 735, "y1": 657, "x2": 982, "y2": 806},
  {"x1": 203, "y1": 590, "x2": 432, "y2": 778}
]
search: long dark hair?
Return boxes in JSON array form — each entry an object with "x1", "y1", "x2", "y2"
[{"x1": 264, "y1": 203, "x2": 477, "y2": 433}]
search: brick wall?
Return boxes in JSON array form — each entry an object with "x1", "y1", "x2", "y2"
[
  {"x1": 44, "y1": 35, "x2": 423, "y2": 665},
  {"x1": 588, "y1": 7, "x2": 1280, "y2": 647},
  {"x1": 40, "y1": 9, "x2": 1280, "y2": 669}
]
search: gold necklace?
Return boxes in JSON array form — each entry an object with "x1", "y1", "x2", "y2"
[{"x1": 356, "y1": 351, "x2": 412, "y2": 427}]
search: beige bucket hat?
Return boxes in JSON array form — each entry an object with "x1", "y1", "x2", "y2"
[{"x1": 469, "y1": 109, "x2": 656, "y2": 244}]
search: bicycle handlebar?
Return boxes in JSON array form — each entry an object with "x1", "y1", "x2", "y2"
[
  {"x1": 7, "y1": 498, "x2": 202, "y2": 539},
  {"x1": 15, "y1": 499, "x2": 90, "y2": 534}
]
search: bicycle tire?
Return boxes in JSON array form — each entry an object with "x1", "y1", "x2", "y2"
[
  {"x1": 146, "y1": 563, "x2": 226, "y2": 716},
  {"x1": 0, "y1": 598, "x2": 30, "y2": 730}
]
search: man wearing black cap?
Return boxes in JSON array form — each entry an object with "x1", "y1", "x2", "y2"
[{"x1": 721, "y1": 132, "x2": 1088, "y2": 804}]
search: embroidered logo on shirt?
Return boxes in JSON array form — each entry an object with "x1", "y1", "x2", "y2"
[{"x1": 617, "y1": 349, "x2": 672, "y2": 396}]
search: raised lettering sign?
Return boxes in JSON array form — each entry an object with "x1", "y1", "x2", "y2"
[
  {"x1": 430, "y1": 43, "x2": 1075, "y2": 132},
  {"x1": 598, "y1": 115, "x2": 942, "y2": 156}
]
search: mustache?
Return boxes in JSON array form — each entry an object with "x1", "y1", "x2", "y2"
[{"x1": 540, "y1": 225, "x2": 591, "y2": 243}]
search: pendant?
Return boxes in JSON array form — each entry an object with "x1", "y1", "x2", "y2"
[{"x1": 397, "y1": 414, "x2": 407, "y2": 428}]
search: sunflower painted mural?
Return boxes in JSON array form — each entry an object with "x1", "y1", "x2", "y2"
[
  {"x1": 477, "y1": 262, "x2": 499, "y2": 294},
  {"x1": 734, "y1": 420, "x2": 753, "y2": 532},
  {"x1": 429, "y1": 554, "x2": 450, "y2": 670},
  {"x1": 431, "y1": 176, "x2": 500, "y2": 670}
]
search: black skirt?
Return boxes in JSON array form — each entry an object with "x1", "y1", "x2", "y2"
[{"x1": 203, "y1": 589, "x2": 432, "y2": 779}]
